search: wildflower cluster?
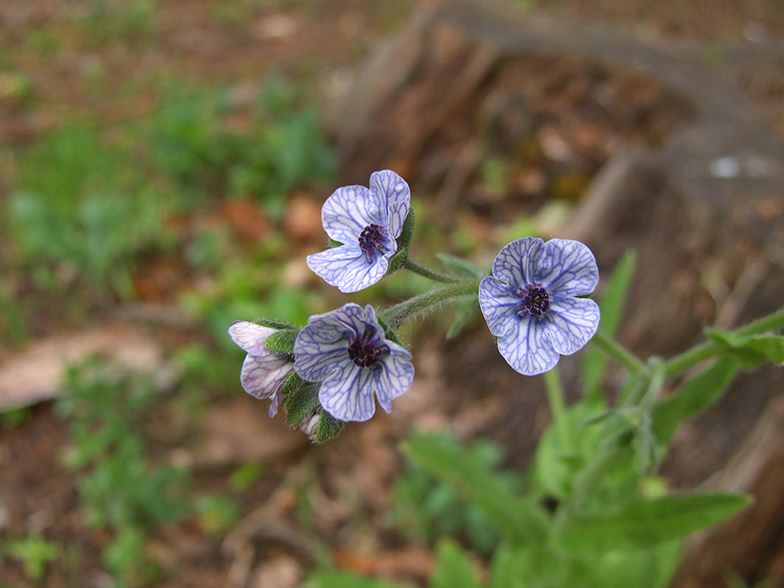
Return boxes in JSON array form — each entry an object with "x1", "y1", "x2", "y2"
[{"x1": 230, "y1": 170, "x2": 601, "y2": 442}]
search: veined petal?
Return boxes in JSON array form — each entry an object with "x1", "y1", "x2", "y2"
[
  {"x1": 497, "y1": 317, "x2": 560, "y2": 376},
  {"x1": 536, "y1": 239, "x2": 599, "y2": 297},
  {"x1": 228, "y1": 321, "x2": 275, "y2": 355},
  {"x1": 320, "y1": 364, "x2": 377, "y2": 422},
  {"x1": 294, "y1": 303, "x2": 365, "y2": 382},
  {"x1": 322, "y1": 185, "x2": 386, "y2": 243},
  {"x1": 545, "y1": 296, "x2": 600, "y2": 356},
  {"x1": 240, "y1": 354, "x2": 294, "y2": 400},
  {"x1": 370, "y1": 170, "x2": 411, "y2": 238},
  {"x1": 294, "y1": 336, "x2": 349, "y2": 384},
  {"x1": 370, "y1": 170, "x2": 410, "y2": 206},
  {"x1": 375, "y1": 352, "x2": 415, "y2": 413},
  {"x1": 492, "y1": 237, "x2": 544, "y2": 289},
  {"x1": 479, "y1": 276, "x2": 520, "y2": 338},
  {"x1": 307, "y1": 246, "x2": 389, "y2": 293}
]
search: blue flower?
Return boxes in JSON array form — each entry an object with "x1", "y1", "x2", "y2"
[
  {"x1": 294, "y1": 303, "x2": 414, "y2": 422},
  {"x1": 307, "y1": 170, "x2": 411, "y2": 293},
  {"x1": 229, "y1": 321, "x2": 295, "y2": 417},
  {"x1": 479, "y1": 237, "x2": 600, "y2": 376}
]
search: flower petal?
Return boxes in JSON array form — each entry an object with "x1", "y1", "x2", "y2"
[
  {"x1": 228, "y1": 321, "x2": 275, "y2": 355},
  {"x1": 240, "y1": 353, "x2": 294, "y2": 400},
  {"x1": 319, "y1": 364, "x2": 377, "y2": 422},
  {"x1": 375, "y1": 349, "x2": 415, "y2": 413},
  {"x1": 545, "y1": 296, "x2": 600, "y2": 356},
  {"x1": 321, "y1": 184, "x2": 387, "y2": 243},
  {"x1": 497, "y1": 317, "x2": 560, "y2": 376},
  {"x1": 370, "y1": 170, "x2": 411, "y2": 238},
  {"x1": 536, "y1": 239, "x2": 599, "y2": 297},
  {"x1": 492, "y1": 237, "x2": 544, "y2": 288},
  {"x1": 478, "y1": 276, "x2": 520, "y2": 338},
  {"x1": 307, "y1": 245, "x2": 389, "y2": 293}
]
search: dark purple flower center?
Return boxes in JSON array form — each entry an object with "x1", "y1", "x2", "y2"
[
  {"x1": 347, "y1": 326, "x2": 389, "y2": 368},
  {"x1": 358, "y1": 223, "x2": 390, "y2": 262},
  {"x1": 515, "y1": 283, "x2": 552, "y2": 320}
]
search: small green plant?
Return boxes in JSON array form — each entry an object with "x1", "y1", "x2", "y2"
[
  {"x1": 9, "y1": 124, "x2": 172, "y2": 296},
  {"x1": 196, "y1": 495, "x2": 241, "y2": 536},
  {"x1": 150, "y1": 77, "x2": 336, "y2": 217},
  {"x1": 392, "y1": 433, "x2": 517, "y2": 556},
  {"x1": 56, "y1": 360, "x2": 189, "y2": 586},
  {"x1": 4, "y1": 535, "x2": 59, "y2": 583}
]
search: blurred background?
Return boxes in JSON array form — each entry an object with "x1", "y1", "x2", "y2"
[{"x1": 1, "y1": 0, "x2": 784, "y2": 586}]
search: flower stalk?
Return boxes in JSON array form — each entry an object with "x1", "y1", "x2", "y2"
[
  {"x1": 664, "y1": 307, "x2": 784, "y2": 378},
  {"x1": 400, "y1": 257, "x2": 460, "y2": 284},
  {"x1": 591, "y1": 331, "x2": 647, "y2": 376},
  {"x1": 544, "y1": 367, "x2": 572, "y2": 452},
  {"x1": 380, "y1": 280, "x2": 480, "y2": 330}
]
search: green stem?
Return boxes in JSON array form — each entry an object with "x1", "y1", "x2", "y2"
[
  {"x1": 380, "y1": 281, "x2": 479, "y2": 330},
  {"x1": 400, "y1": 257, "x2": 460, "y2": 284},
  {"x1": 664, "y1": 307, "x2": 784, "y2": 378},
  {"x1": 544, "y1": 367, "x2": 572, "y2": 452},
  {"x1": 591, "y1": 331, "x2": 647, "y2": 376}
]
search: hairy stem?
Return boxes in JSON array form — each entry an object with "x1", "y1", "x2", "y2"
[
  {"x1": 400, "y1": 257, "x2": 461, "y2": 284},
  {"x1": 380, "y1": 281, "x2": 479, "y2": 330},
  {"x1": 664, "y1": 307, "x2": 784, "y2": 378},
  {"x1": 591, "y1": 331, "x2": 648, "y2": 376}
]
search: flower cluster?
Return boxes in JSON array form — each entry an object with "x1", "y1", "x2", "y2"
[{"x1": 230, "y1": 169, "x2": 600, "y2": 441}]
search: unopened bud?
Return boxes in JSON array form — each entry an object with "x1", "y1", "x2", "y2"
[{"x1": 297, "y1": 413, "x2": 320, "y2": 441}]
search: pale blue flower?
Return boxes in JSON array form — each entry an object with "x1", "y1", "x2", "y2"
[
  {"x1": 294, "y1": 303, "x2": 414, "y2": 422},
  {"x1": 479, "y1": 237, "x2": 600, "y2": 376},
  {"x1": 229, "y1": 321, "x2": 295, "y2": 417},
  {"x1": 307, "y1": 170, "x2": 411, "y2": 293}
]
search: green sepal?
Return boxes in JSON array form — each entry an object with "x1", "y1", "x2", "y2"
[
  {"x1": 264, "y1": 328, "x2": 300, "y2": 356},
  {"x1": 397, "y1": 208, "x2": 415, "y2": 251},
  {"x1": 446, "y1": 297, "x2": 480, "y2": 339},
  {"x1": 285, "y1": 381, "x2": 321, "y2": 426},
  {"x1": 436, "y1": 252, "x2": 485, "y2": 280},
  {"x1": 280, "y1": 372, "x2": 304, "y2": 397},
  {"x1": 253, "y1": 316, "x2": 297, "y2": 330},
  {"x1": 315, "y1": 411, "x2": 345, "y2": 443},
  {"x1": 377, "y1": 314, "x2": 406, "y2": 348},
  {"x1": 328, "y1": 238, "x2": 344, "y2": 248},
  {"x1": 386, "y1": 247, "x2": 408, "y2": 275}
]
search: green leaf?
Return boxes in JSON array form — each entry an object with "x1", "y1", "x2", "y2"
[
  {"x1": 397, "y1": 208, "x2": 415, "y2": 251},
  {"x1": 315, "y1": 411, "x2": 344, "y2": 443},
  {"x1": 572, "y1": 540, "x2": 682, "y2": 588},
  {"x1": 705, "y1": 329, "x2": 784, "y2": 368},
  {"x1": 583, "y1": 251, "x2": 636, "y2": 399},
  {"x1": 329, "y1": 238, "x2": 344, "y2": 248},
  {"x1": 310, "y1": 572, "x2": 409, "y2": 588},
  {"x1": 436, "y1": 252, "x2": 485, "y2": 280},
  {"x1": 555, "y1": 492, "x2": 751, "y2": 552},
  {"x1": 264, "y1": 328, "x2": 299, "y2": 355},
  {"x1": 404, "y1": 434, "x2": 548, "y2": 546},
  {"x1": 253, "y1": 316, "x2": 297, "y2": 330},
  {"x1": 429, "y1": 539, "x2": 481, "y2": 588},
  {"x1": 488, "y1": 544, "x2": 533, "y2": 588},
  {"x1": 652, "y1": 357, "x2": 740, "y2": 444},
  {"x1": 446, "y1": 297, "x2": 480, "y2": 339},
  {"x1": 285, "y1": 381, "x2": 321, "y2": 426}
]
